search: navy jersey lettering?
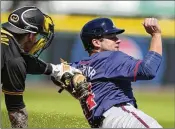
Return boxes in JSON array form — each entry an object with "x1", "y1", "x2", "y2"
[{"x1": 81, "y1": 65, "x2": 96, "y2": 79}]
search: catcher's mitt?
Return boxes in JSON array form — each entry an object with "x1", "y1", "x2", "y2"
[{"x1": 51, "y1": 72, "x2": 89, "y2": 100}]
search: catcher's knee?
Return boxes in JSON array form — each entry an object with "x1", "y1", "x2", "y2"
[
  {"x1": 4, "y1": 94, "x2": 28, "y2": 128},
  {"x1": 8, "y1": 108, "x2": 28, "y2": 128}
]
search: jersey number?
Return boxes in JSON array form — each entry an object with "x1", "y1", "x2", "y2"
[
  {"x1": 86, "y1": 93, "x2": 96, "y2": 110},
  {"x1": 81, "y1": 83, "x2": 97, "y2": 119}
]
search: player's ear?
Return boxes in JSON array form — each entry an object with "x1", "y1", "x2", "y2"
[{"x1": 92, "y1": 39, "x2": 101, "y2": 48}]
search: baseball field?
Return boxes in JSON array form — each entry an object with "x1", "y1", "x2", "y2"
[{"x1": 1, "y1": 83, "x2": 174, "y2": 128}]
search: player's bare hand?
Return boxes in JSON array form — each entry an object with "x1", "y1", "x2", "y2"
[{"x1": 142, "y1": 18, "x2": 161, "y2": 36}]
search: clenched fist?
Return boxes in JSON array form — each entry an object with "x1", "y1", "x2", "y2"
[{"x1": 142, "y1": 18, "x2": 161, "y2": 36}]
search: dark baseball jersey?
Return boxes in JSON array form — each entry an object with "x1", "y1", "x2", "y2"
[
  {"x1": 71, "y1": 50, "x2": 162, "y2": 127},
  {"x1": 1, "y1": 28, "x2": 52, "y2": 95}
]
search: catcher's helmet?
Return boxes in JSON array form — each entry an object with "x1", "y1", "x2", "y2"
[
  {"x1": 80, "y1": 17, "x2": 125, "y2": 51},
  {"x1": 2, "y1": 6, "x2": 47, "y2": 34},
  {"x1": 2, "y1": 6, "x2": 55, "y2": 57}
]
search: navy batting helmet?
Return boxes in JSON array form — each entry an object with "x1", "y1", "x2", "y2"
[{"x1": 80, "y1": 17, "x2": 125, "y2": 52}]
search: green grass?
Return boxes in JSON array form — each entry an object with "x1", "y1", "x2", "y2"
[{"x1": 1, "y1": 86, "x2": 174, "y2": 128}]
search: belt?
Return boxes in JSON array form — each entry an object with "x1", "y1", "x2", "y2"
[{"x1": 114, "y1": 102, "x2": 128, "y2": 107}]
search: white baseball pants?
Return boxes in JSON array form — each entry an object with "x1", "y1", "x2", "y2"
[{"x1": 100, "y1": 103, "x2": 162, "y2": 128}]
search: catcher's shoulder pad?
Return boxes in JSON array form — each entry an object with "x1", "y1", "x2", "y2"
[{"x1": 1, "y1": 29, "x2": 12, "y2": 45}]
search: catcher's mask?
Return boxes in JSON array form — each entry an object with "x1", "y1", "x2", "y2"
[{"x1": 2, "y1": 6, "x2": 54, "y2": 57}]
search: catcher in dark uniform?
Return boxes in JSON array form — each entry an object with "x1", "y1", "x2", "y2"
[{"x1": 1, "y1": 6, "x2": 84, "y2": 128}]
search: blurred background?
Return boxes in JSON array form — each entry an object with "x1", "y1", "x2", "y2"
[
  {"x1": 1, "y1": 1, "x2": 175, "y2": 128},
  {"x1": 1, "y1": 1, "x2": 175, "y2": 86}
]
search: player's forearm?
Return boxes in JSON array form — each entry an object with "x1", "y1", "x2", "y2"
[
  {"x1": 24, "y1": 55, "x2": 52, "y2": 75},
  {"x1": 149, "y1": 33, "x2": 162, "y2": 56},
  {"x1": 136, "y1": 51, "x2": 162, "y2": 80}
]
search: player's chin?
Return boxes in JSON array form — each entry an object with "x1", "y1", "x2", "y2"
[
  {"x1": 104, "y1": 47, "x2": 118, "y2": 51},
  {"x1": 114, "y1": 47, "x2": 119, "y2": 51}
]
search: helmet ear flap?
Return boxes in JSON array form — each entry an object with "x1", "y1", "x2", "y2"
[{"x1": 81, "y1": 35, "x2": 94, "y2": 52}]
